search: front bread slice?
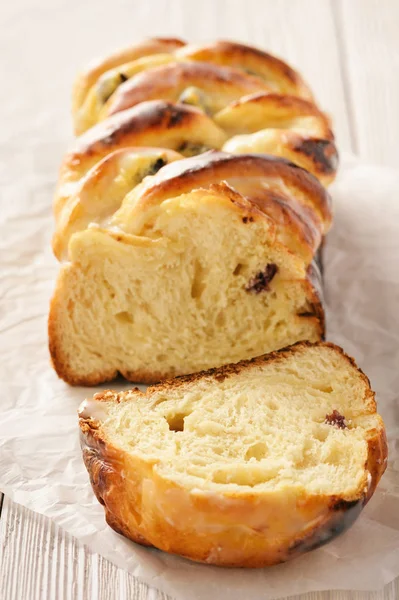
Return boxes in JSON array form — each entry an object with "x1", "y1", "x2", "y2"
[{"x1": 78, "y1": 341, "x2": 387, "y2": 567}]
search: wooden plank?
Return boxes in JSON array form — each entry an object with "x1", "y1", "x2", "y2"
[
  {"x1": 0, "y1": 497, "x2": 169, "y2": 600},
  {"x1": 335, "y1": 0, "x2": 399, "y2": 166},
  {"x1": 1, "y1": 496, "x2": 399, "y2": 600}
]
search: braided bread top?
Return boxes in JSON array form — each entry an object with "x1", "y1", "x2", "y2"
[
  {"x1": 73, "y1": 38, "x2": 313, "y2": 133},
  {"x1": 71, "y1": 39, "x2": 338, "y2": 186},
  {"x1": 54, "y1": 148, "x2": 331, "y2": 270},
  {"x1": 73, "y1": 37, "x2": 185, "y2": 119}
]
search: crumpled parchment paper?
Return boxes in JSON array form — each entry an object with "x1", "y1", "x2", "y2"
[{"x1": 0, "y1": 154, "x2": 398, "y2": 600}]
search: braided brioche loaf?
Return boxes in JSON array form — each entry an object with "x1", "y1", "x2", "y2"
[
  {"x1": 59, "y1": 40, "x2": 387, "y2": 569},
  {"x1": 50, "y1": 39, "x2": 334, "y2": 385}
]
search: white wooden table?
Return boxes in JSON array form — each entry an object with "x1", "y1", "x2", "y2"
[{"x1": 1, "y1": 0, "x2": 399, "y2": 598}]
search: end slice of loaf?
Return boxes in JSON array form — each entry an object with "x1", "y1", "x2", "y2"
[
  {"x1": 79, "y1": 341, "x2": 387, "y2": 567},
  {"x1": 49, "y1": 162, "x2": 324, "y2": 385}
]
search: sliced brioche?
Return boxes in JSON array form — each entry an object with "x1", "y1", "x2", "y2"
[
  {"x1": 79, "y1": 341, "x2": 387, "y2": 567},
  {"x1": 49, "y1": 156, "x2": 325, "y2": 385}
]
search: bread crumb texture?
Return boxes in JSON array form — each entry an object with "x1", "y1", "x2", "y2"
[{"x1": 50, "y1": 179, "x2": 323, "y2": 384}]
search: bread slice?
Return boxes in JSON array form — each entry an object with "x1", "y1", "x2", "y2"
[
  {"x1": 49, "y1": 153, "x2": 326, "y2": 385},
  {"x1": 78, "y1": 341, "x2": 387, "y2": 567}
]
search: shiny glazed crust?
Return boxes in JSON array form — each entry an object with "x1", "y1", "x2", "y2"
[
  {"x1": 52, "y1": 147, "x2": 182, "y2": 259},
  {"x1": 127, "y1": 151, "x2": 332, "y2": 231},
  {"x1": 69, "y1": 39, "x2": 337, "y2": 185},
  {"x1": 103, "y1": 61, "x2": 271, "y2": 118},
  {"x1": 55, "y1": 100, "x2": 227, "y2": 215},
  {"x1": 216, "y1": 93, "x2": 338, "y2": 186},
  {"x1": 78, "y1": 342, "x2": 388, "y2": 567},
  {"x1": 73, "y1": 39, "x2": 312, "y2": 124},
  {"x1": 176, "y1": 40, "x2": 314, "y2": 99},
  {"x1": 72, "y1": 37, "x2": 186, "y2": 116}
]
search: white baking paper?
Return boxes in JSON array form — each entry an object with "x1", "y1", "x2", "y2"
[{"x1": 0, "y1": 154, "x2": 398, "y2": 599}]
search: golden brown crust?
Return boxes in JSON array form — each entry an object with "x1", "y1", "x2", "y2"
[
  {"x1": 176, "y1": 40, "x2": 313, "y2": 100},
  {"x1": 72, "y1": 39, "x2": 313, "y2": 135},
  {"x1": 364, "y1": 415, "x2": 388, "y2": 501},
  {"x1": 287, "y1": 137, "x2": 338, "y2": 186},
  {"x1": 69, "y1": 40, "x2": 337, "y2": 184},
  {"x1": 215, "y1": 92, "x2": 333, "y2": 135},
  {"x1": 55, "y1": 101, "x2": 226, "y2": 217},
  {"x1": 78, "y1": 342, "x2": 387, "y2": 567},
  {"x1": 128, "y1": 150, "x2": 332, "y2": 231},
  {"x1": 73, "y1": 37, "x2": 186, "y2": 115},
  {"x1": 52, "y1": 146, "x2": 182, "y2": 259},
  {"x1": 69, "y1": 39, "x2": 337, "y2": 185},
  {"x1": 216, "y1": 93, "x2": 338, "y2": 186},
  {"x1": 48, "y1": 268, "x2": 119, "y2": 386},
  {"x1": 103, "y1": 61, "x2": 270, "y2": 118},
  {"x1": 60, "y1": 101, "x2": 226, "y2": 184}
]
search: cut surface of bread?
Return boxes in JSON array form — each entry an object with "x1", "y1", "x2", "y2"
[
  {"x1": 49, "y1": 186, "x2": 323, "y2": 385},
  {"x1": 78, "y1": 342, "x2": 387, "y2": 567},
  {"x1": 50, "y1": 153, "x2": 328, "y2": 385}
]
